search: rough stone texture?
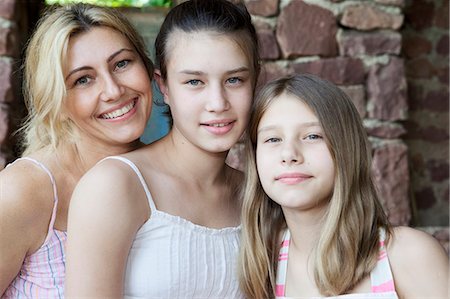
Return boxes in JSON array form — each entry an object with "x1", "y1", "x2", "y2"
[
  {"x1": 366, "y1": 122, "x2": 406, "y2": 139},
  {"x1": 402, "y1": 34, "x2": 432, "y2": 59},
  {"x1": 426, "y1": 160, "x2": 449, "y2": 182},
  {"x1": 434, "y1": 0, "x2": 449, "y2": 29},
  {"x1": 244, "y1": 0, "x2": 279, "y2": 17},
  {"x1": 257, "y1": 27, "x2": 280, "y2": 60},
  {"x1": 405, "y1": 57, "x2": 436, "y2": 78},
  {"x1": 423, "y1": 89, "x2": 449, "y2": 112},
  {"x1": 404, "y1": 0, "x2": 434, "y2": 30},
  {"x1": 258, "y1": 62, "x2": 293, "y2": 86},
  {"x1": 226, "y1": 142, "x2": 245, "y2": 171},
  {"x1": 276, "y1": 0, "x2": 338, "y2": 58},
  {"x1": 404, "y1": 121, "x2": 449, "y2": 143},
  {"x1": 436, "y1": 34, "x2": 449, "y2": 56},
  {"x1": 291, "y1": 57, "x2": 365, "y2": 85},
  {"x1": 338, "y1": 85, "x2": 366, "y2": 118},
  {"x1": 374, "y1": 0, "x2": 405, "y2": 7},
  {"x1": 372, "y1": 142, "x2": 411, "y2": 226},
  {"x1": 367, "y1": 57, "x2": 407, "y2": 121},
  {"x1": 0, "y1": 102, "x2": 8, "y2": 144},
  {"x1": 0, "y1": 26, "x2": 17, "y2": 57},
  {"x1": 408, "y1": 84, "x2": 449, "y2": 112},
  {"x1": 0, "y1": 59, "x2": 13, "y2": 103},
  {"x1": 339, "y1": 30, "x2": 401, "y2": 56},
  {"x1": 0, "y1": 0, "x2": 15, "y2": 20},
  {"x1": 341, "y1": 4, "x2": 404, "y2": 30},
  {"x1": 415, "y1": 187, "x2": 437, "y2": 209}
]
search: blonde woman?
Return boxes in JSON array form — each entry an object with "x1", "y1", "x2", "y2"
[
  {"x1": 0, "y1": 4, "x2": 153, "y2": 298},
  {"x1": 239, "y1": 74, "x2": 449, "y2": 299}
]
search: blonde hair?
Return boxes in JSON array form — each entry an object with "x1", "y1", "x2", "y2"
[
  {"x1": 20, "y1": 3, "x2": 153, "y2": 156},
  {"x1": 239, "y1": 74, "x2": 392, "y2": 298}
]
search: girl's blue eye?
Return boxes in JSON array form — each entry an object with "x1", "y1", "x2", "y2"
[
  {"x1": 227, "y1": 77, "x2": 241, "y2": 84},
  {"x1": 265, "y1": 137, "x2": 281, "y2": 143},
  {"x1": 305, "y1": 134, "x2": 322, "y2": 140},
  {"x1": 187, "y1": 79, "x2": 201, "y2": 86}
]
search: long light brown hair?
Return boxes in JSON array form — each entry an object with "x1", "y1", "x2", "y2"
[
  {"x1": 20, "y1": 3, "x2": 153, "y2": 155},
  {"x1": 239, "y1": 74, "x2": 391, "y2": 298}
]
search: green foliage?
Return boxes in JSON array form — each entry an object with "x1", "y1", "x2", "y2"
[{"x1": 45, "y1": 0, "x2": 172, "y2": 8}]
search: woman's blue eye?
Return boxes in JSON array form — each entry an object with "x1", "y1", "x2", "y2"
[
  {"x1": 116, "y1": 60, "x2": 129, "y2": 70},
  {"x1": 75, "y1": 76, "x2": 91, "y2": 86}
]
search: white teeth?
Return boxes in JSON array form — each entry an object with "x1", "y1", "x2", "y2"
[
  {"x1": 209, "y1": 123, "x2": 228, "y2": 127},
  {"x1": 101, "y1": 101, "x2": 135, "y2": 119}
]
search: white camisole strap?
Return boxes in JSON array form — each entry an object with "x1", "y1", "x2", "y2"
[
  {"x1": 7, "y1": 157, "x2": 59, "y2": 243},
  {"x1": 98, "y1": 156, "x2": 157, "y2": 211}
]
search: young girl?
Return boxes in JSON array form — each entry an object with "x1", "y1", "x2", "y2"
[
  {"x1": 239, "y1": 74, "x2": 449, "y2": 299},
  {"x1": 0, "y1": 4, "x2": 153, "y2": 298},
  {"x1": 65, "y1": 0, "x2": 260, "y2": 297}
]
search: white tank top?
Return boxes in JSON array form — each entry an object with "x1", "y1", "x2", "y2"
[{"x1": 103, "y1": 156, "x2": 244, "y2": 299}]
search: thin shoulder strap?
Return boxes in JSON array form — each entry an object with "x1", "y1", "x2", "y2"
[
  {"x1": 370, "y1": 228, "x2": 396, "y2": 293},
  {"x1": 275, "y1": 229, "x2": 290, "y2": 297},
  {"x1": 9, "y1": 157, "x2": 59, "y2": 242},
  {"x1": 99, "y1": 156, "x2": 157, "y2": 211}
]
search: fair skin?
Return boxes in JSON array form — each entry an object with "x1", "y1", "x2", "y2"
[
  {"x1": 0, "y1": 26, "x2": 152, "y2": 295},
  {"x1": 65, "y1": 30, "x2": 254, "y2": 297},
  {"x1": 256, "y1": 94, "x2": 449, "y2": 298}
]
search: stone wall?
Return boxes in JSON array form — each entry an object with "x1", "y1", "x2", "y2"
[
  {"x1": 402, "y1": 0, "x2": 449, "y2": 227},
  {"x1": 230, "y1": 0, "x2": 412, "y2": 227},
  {"x1": 0, "y1": 0, "x2": 42, "y2": 168}
]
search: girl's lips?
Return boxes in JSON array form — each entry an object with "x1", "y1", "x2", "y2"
[
  {"x1": 201, "y1": 120, "x2": 235, "y2": 135},
  {"x1": 275, "y1": 173, "x2": 312, "y2": 185}
]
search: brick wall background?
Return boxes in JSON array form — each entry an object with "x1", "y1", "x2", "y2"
[{"x1": 0, "y1": 0, "x2": 448, "y2": 250}]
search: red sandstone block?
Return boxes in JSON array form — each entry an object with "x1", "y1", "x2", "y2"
[
  {"x1": 292, "y1": 57, "x2": 365, "y2": 85},
  {"x1": 436, "y1": 34, "x2": 449, "y2": 56},
  {"x1": 374, "y1": 0, "x2": 404, "y2": 7},
  {"x1": 245, "y1": 0, "x2": 279, "y2": 17},
  {"x1": 276, "y1": 0, "x2": 337, "y2": 58},
  {"x1": 402, "y1": 34, "x2": 432, "y2": 59},
  {"x1": 0, "y1": 103, "x2": 9, "y2": 145},
  {"x1": 405, "y1": 57, "x2": 435, "y2": 79},
  {"x1": 0, "y1": 0, "x2": 15, "y2": 20},
  {"x1": 257, "y1": 28, "x2": 280, "y2": 60},
  {"x1": 0, "y1": 59, "x2": 13, "y2": 103},
  {"x1": 258, "y1": 62, "x2": 293, "y2": 87},
  {"x1": 338, "y1": 30, "x2": 401, "y2": 56},
  {"x1": 340, "y1": 3, "x2": 403, "y2": 31},
  {"x1": 372, "y1": 142, "x2": 411, "y2": 226},
  {"x1": 338, "y1": 85, "x2": 366, "y2": 118},
  {"x1": 367, "y1": 57, "x2": 407, "y2": 121},
  {"x1": 366, "y1": 122, "x2": 407, "y2": 139}
]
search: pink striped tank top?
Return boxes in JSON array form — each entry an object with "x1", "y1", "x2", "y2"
[
  {"x1": 275, "y1": 229, "x2": 399, "y2": 299},
  {"x1": 2, "y1": 157, "x2": 66, "y2": 299}
]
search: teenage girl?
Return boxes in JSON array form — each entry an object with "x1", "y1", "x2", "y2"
[
  {"x1": 65, "y1": 0, "x2": 260, "y2": 298},
  {"x1": 239, "y1": 74, "x2": 449, "y2": 299}
]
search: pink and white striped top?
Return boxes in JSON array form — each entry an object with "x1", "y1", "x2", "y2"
[
  {"x1": 275, "y1": 228, "x2": 399, "y2": 299},
  {"x1": 2, "y1": 157, "x2": 66, "y2": 299}
]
